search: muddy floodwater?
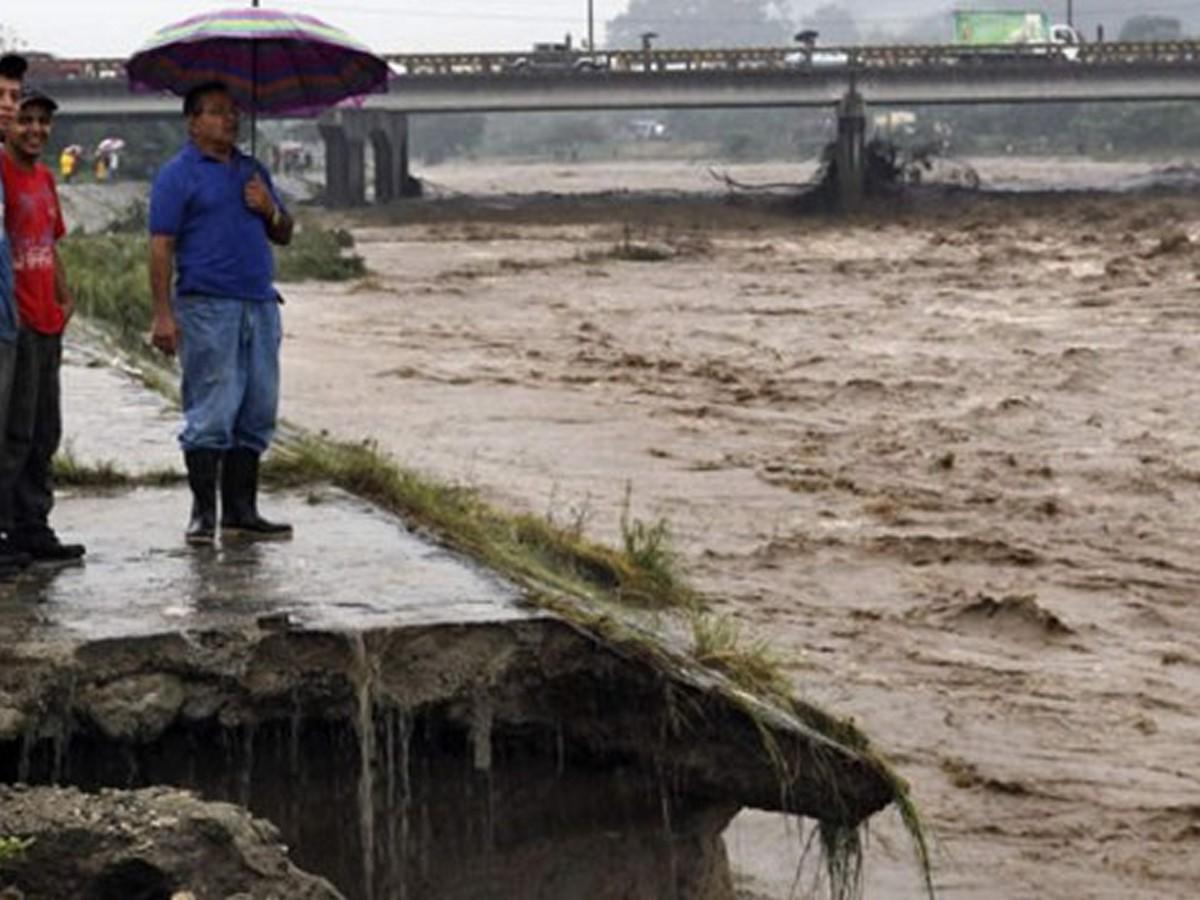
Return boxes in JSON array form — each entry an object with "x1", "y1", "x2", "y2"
[{"x1": 278, "y1": 158, "x2": 1200, "y2": 899}]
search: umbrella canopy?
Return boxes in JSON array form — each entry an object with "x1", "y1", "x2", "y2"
[
  {"x1": 126, "y1": 7, "x2": 389, "y2": 116},
  {"x1": 96, "y1": 137, "x2": 125, "y2": 153}
]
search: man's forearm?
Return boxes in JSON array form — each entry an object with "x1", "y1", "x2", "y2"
[
  {"x1": 266, "y1": 206, "x2": 294, "y2": 246},
  {"x1": 53, "y1": 249, "x2": 73, "y2": 307},
  {"x1": 149, "y1": 239, "x2": 174, "y2": 313}
]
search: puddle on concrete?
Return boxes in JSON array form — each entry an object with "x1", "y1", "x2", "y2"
[{"x1": 0, "y1": 486, "x2": 527, "y2": 642}]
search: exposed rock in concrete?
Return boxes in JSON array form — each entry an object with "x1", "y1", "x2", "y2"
[
  {"x1": 0, "y1": 619, "x2": 894, "y2": 900},
  {"x1": 0, "y1": 784, "x2": 345, "y2": 900}
]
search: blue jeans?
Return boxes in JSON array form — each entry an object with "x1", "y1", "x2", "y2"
[{"x1": 173, "y1": 295, "x2": 281, "y2": 454}]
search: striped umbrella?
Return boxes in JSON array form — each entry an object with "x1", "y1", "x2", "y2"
[{"x1": 127, "y1": 6, "x2": 389, "y2": 118}]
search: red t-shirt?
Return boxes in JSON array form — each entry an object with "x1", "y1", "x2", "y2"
[{"x1": 0, "y1": 153, "x2": 66, "y2": 335}]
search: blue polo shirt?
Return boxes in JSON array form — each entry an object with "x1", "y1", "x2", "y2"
[
  {"x1": 0, "y1": 164, "x2": 18, "y2": 344},
  {"x1": 149, "y1": 142, "x2": 286, "y2": 303}
]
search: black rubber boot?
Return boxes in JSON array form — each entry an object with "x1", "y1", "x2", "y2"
[
  {"x1": 221, "y1": 448, "x2": 292, "y2": 539},
  {"x1": 0, "y1": 534, "x2": 32, "y2": 573},
  {"x1": 184, "y1": 449, "x2": 220, "y2": 545},
  {"x1": 13, "y1": 529, "x2": 85, "y2": 562}
]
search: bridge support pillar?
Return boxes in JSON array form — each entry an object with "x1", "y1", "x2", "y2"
[
  {"x1": 835, "y1": 90, "x2": 866, "y2": 210},
  {"x1": 372, "y1": 113, "x2": 422, "y2": 203},
  {"x1": 319, "y1": 123, "x2": 366, "y2": 208}
]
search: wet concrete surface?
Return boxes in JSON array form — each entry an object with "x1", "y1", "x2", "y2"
[
  {"x1": 60, "y1": 335, "x2": 185, "y2": 474},
  {"x1": 1, "y1": 338, "x2": 529, "y2": 644}
]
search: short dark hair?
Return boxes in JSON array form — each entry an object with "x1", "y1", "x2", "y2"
[
  {"x1": 183, "y1": 81, "x2": 231, "y2": 117},
  {"x1": 0, "y1": 53, "x2": 27, "y2": 81}
]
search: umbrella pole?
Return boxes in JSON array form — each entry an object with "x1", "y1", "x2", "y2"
[{"x1": 250, "y1": 0, "x2": 259, "y2": 159}]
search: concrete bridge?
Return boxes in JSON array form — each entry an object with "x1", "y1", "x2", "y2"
[{"x1": 35, "y1": 41, "x2": 1200, "y2": 206}]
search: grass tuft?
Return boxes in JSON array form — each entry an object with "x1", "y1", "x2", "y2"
[
  {"x1": 0, "y1": 835, "x2": 34, "y2": 862},
  {"x1": 690, "y1": 612, "x2": 791, "y2": 701},
  {"x1": 262, "y1": 437, "x2": 696, "y2": 609},
  {"x1": 52, "y1": 449, "x2": 183, "y2": 490},
  {"x1": 275, "y1": 224, "x2": 367, "y2": 282}
]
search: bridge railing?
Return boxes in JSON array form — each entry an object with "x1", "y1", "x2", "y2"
[
  {"x1": 388, "y1": 41, "x2": 1200, "y2": 75},
  {"x1": 28, "y1": 41, "x2": 1200, "y2": 85}
]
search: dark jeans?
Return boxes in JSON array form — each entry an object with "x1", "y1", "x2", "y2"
[
  {"x1": 2, "y1": 329, "x2": 62, "y2": 540},
  {"x1": 0, "y1": 337, "x2": 16, "y2": 533}
]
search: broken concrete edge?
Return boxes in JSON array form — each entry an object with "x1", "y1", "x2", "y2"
[
  {"x1": 527, "y1": 589, "x2": 935, "y2": 887},
  {"x1": 0, "y1": 616, "x2": 893, "y2": 820},
  {"x1": 70, "y1": 313, "x2": 920, "y2": 781},
  {"x1": 0, "y1": 784, "x2": 347, "y2": 900}
]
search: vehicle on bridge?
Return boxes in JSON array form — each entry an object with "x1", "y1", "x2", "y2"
[
  {"x1": 507, "y1": 41, "x2": 606, "y2": 73},
  {"x1": 952, "y1": 10, "x2": 1083, "y2": 60}
]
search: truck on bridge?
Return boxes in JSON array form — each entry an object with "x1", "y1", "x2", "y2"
[{"x1": 953, "y1": 10, "x2": 1083, "y2": 59}]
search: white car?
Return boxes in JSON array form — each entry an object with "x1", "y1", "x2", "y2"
[{"x1": 784, "y1": 48, "x2": 851, "y2": 68}]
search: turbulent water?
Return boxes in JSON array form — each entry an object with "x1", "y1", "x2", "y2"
[{"x1": 63, "y1": 155, "x2": 1200, "y2": 899}]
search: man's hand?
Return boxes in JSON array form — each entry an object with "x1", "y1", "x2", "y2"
[
  {"x1": 151, "y1": 307, "x2": 178, "y2": 356},
  {"x1": 244, "y1": 173, "x2": 276, "y2": 221}
]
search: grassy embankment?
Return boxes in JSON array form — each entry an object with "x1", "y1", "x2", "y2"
[{"x1": 57, "y1": 218, "x2": 933, "y2": 897}]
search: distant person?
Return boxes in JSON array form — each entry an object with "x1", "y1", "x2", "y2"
[
  {"x1": 148, "y1": 80, "x2": 294, "y2": 545},
  {"x1": 0, "y1": 83, "x2": 86, "y2": 562},
  {"x1": 0, "y1": 52, "x2": 32, "y2": 572},
  {"x1": 58, "y1": 146, "x2": 75, "y2": 182}
]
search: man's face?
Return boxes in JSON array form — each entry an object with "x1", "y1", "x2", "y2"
[
  {"x1": 0, "y1": 76, "x2": 20, "y2": 134},
  {"x1": 188, "y1": 91, "x2": 240, "y2": 150},
  {"x1": 5, "y1": 103, "x2": 53, "y2": 163}
]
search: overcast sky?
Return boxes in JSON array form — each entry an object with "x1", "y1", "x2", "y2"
[
  {"x1": 1, "y1": 1, "x2": 1179, "y2": 57},
  {"x1": 4, "y1": 1, "x2": 633, "y2": 57}
]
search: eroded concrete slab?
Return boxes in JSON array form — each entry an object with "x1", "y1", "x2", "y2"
[{"x1": 0, "y1": 335, "x2": 900, "y2": 900}]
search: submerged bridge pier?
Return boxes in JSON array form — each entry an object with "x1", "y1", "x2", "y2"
[
  {"x1": 319, "y1": 109, "x2": 422, "y2": 208},
  {"x1": 835, "y1": 88, "x2": 867, "y2": 209}
]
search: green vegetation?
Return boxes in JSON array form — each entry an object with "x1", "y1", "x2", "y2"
[
  {"x1": 690, "y1": 612, "x2": 790, "y2": 700},
  {"x1": 263, "y1": 437, "x2": 694, "y2": 609},
  {"x1": 52, "y1": 445, "x2": 182, "y2": 489},
  {"x1": 0, "y1": 835, "x2": 33, "y2": 862},
  {"x1": 59, "y1": 235, "x2": 151, "y2": 345},
  {"x1": 275, "y1": 224, "x2": 366, "y2": 282}
]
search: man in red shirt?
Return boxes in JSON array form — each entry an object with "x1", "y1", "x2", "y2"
[
  {"x1": 0, "y1": 86, "x2": 84, "y2": 561},
  {"x1": 0, "y1": 53, "x2": 34, "y2": 573}
]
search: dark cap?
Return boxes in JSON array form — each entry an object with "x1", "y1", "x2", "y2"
[
  {"x1": 18, "y1": 85, "x2": 57, "y2": 113},
  {"x1": 0, "y1": 53, "x2": 28, "y2": 80}
]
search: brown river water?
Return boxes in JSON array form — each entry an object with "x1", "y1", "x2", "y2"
[{"x1": 272, "y1": 157, "x2": 1200, "y2": 899}]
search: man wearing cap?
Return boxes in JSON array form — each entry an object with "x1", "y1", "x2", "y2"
[
  {"x1": 0, "y1": 53, "x2": 33, "y2": 571},
  {"x1": 0, "y1": 80, "x2": 85, "y2": 561},
  {"x1": 149, "y1": 80, "x2": 294, "y2": 545}
]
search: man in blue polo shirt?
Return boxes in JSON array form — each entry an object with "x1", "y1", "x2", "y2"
[
  {"x1": 149, "y1": 80, "x2": 294, "y2": 545},
  {"x1": 0, "y1": 52, "x2": 31, "y2": 572}
]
